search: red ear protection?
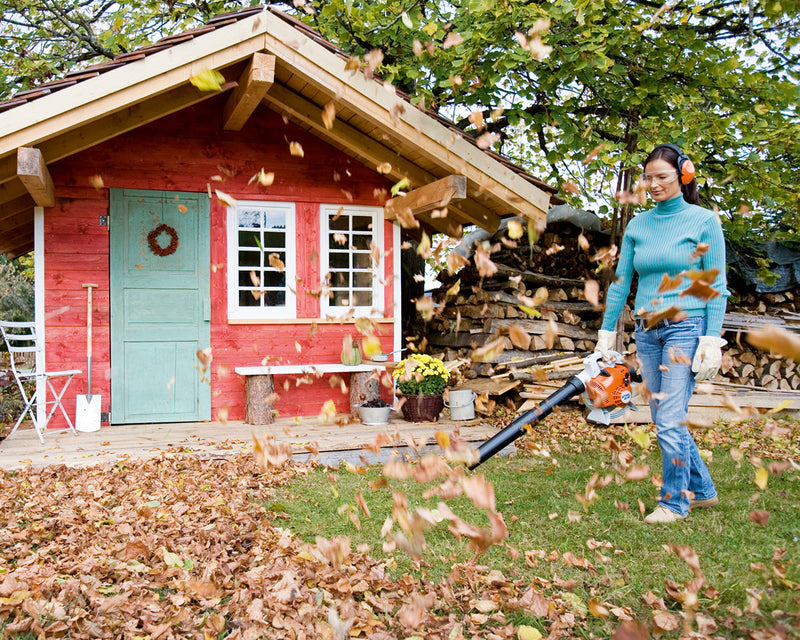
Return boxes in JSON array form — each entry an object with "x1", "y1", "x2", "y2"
[{"x1": 660, "y1": 144, "x2": 695, "y2": 185}]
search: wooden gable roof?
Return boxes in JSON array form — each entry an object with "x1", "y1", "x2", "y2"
[{"x1": 0, "y1": 6, "x2": 557, "y2": 258}]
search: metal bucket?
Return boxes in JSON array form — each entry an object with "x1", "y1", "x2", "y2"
[{"x1": 445, "y1": 389, "x2": 476, "y2": 421}]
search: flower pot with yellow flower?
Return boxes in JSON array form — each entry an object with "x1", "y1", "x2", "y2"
[{"x1": 392, "y1": 354, "x2": 449, "y2": 422}]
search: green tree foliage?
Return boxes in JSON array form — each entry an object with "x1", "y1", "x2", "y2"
[
  {"x1": 1, "y1": 0, "x2": 798, "y2": 246},
  {"x1": 0, "y1": 254, "x2": 34, "y2": 323}
]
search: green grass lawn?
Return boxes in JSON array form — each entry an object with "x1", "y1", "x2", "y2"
[{"x1": 271, "y1": 413, "x2": 800, "y2": 638}]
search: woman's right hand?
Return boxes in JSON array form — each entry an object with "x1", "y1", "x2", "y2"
[{"x1": 594, "y1": 329, "x2": 618, "y2": 362}]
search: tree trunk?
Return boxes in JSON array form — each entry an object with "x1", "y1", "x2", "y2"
[{"x1": 245, "y1": 375, "x2": 275, "y2": 425}]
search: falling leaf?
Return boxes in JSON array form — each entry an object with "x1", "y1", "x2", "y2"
[
  {"x1": 364, "y1": 48, "x2": 384, "y2": 70},
  {"x1": 322, "y1": 101, "x2": 336, "y2": 130},
  {"x1": 691, "y1": 242, "x2": 710, "y2": 259},
  {"x1": 474, "y1": 245, "x2": 498, "y2": 278},
  {"x1": 747, "y1": 326, "x2": 800, "y2": 361},
  {"x1": 562, "y1": 181, "x2": 580, "y2": 194},
  {"x1": 289, "y1": 141, "x2": 304, "y2": 157},
  {"x1": 248, "y1": 168, "x2": 275, "y2": 186},
  {"x1": 189, "y1": 68, "x2": 225, "y2": 91},
  {"x1": 89, "y1": 174, "x2": 105, "y2": 190},
  {"x1": 749, "y1": 510, "x2": 770, "y2": 527},
  {"x1": 318, "y1": 399, "x2": 337, "y2": 424},
  {"x1": 442, "y1": 32, "x2": 464, "y2": 49},
  {"x1": 657, "y1": 273, "x2": 684, "y2": 293},
  {"x1": 415, "y1": 296, "x2": 435, "y2": 322},
  {"x1": 754, "y1": 466, "x2": 768, "y2": 490},
  {"x1": 476, "y1": 131, "x2": 501, "y2": 149},
  {"x1": 680, "y1": 279, "x2": 720, "y2": 301},
  {"x1": 215, "y1": 190, "x2": 238, "y2": 208},
  {"x1": 376, "y1": 162, "x2": 392, "y2": 174},
  {"x1": 583, "y1": 279, "x2": 601, "y2": 309},
  {"x1": 268, "y1": 253, "x2": 285, "y2": 272},
  {"x1": 361, "y1": 335, "x2": 383, "y2": 358},
  {"x1": 435, "y1": 430, "x2": 450, "y2": 449},
  {"x1": 640, "y1": 306, "x2": 687, "y2": 329},
  {"x1": 391, "y1": 177, "x2": 410, "y2": 196},
  {"x1": 507, "y1": 219, "x2": 524, "y2": 240}
]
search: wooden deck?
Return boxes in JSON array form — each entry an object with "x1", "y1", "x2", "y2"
[{"x1": 0, "y1": 414, "x2": 501, "y2": 471}]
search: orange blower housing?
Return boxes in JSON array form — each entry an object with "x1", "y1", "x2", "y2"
[{"x1": 585, "y1": 363, "x2": 633, "y2": 409}]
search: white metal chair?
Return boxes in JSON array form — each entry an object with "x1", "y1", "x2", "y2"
[{"x1": 0, "y1": 321, "x2": 81, "y2": 443}]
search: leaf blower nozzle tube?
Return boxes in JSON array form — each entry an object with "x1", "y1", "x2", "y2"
[{"x1": 468, "y1": 374, "x2": 587, "y2": 470}]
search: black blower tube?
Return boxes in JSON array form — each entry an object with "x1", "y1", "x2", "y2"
[{"x1": 468, "y1": 374, "x2": 587, "y2": 470}]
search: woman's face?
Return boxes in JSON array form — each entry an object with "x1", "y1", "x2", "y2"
[{"x1": 643, "y1": 157, "x2": 682, "y2": 202}]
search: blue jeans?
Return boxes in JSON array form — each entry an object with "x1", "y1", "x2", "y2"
[{"x1": 635, "y1": 316, "x2": 717, "y2": 515}]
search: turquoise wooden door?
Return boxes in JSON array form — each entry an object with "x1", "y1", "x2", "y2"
[{"x1": 110, "y1": 189, "x2": 210, "y2": 424}]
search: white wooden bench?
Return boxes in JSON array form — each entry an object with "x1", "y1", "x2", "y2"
[{"x1": 235, "y1": 364, "x2": 386, "y2": 425}]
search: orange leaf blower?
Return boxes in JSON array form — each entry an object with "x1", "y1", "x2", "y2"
[{"x1": 468, "y1": 353, "x2": 637, "y2": 469}]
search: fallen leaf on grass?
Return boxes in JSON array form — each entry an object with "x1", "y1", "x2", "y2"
[{"x1": 749, "y1": 510, "x2": 770, "y2": 526}]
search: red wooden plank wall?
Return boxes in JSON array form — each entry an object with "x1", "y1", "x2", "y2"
[{"x1": 43, "y1": 96, "x2": 396, "y2": 427}]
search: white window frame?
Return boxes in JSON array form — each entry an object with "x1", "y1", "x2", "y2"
[
  {"x1": 320, "y1": 204, "x2": 384, "y2": 318},
  {"x1": 226, "y1": 201, "x2": 297, "y2": 320}
]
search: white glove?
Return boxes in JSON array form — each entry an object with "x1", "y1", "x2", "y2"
[
  {"x1": 594, "y1": 329, "x2": 617, "y2": 362},
  {"x1": 692, "y1": 336, "x2": 726, "y2": 381}
]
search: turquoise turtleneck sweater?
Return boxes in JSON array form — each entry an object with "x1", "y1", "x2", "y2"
[{"x1": 601, "y1": 194, "x2": 729, "y2": 337}]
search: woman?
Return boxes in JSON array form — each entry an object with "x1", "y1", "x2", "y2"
[{"x1": 596, "y1": 144, "x2": 729, "y2": 524}]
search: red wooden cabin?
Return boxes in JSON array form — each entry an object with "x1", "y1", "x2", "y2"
[{"x1": 0, "y1": 7, "x2": 554, "y2": 429}]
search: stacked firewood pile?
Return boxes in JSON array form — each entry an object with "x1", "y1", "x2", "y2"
[{"x1": 424, "y1": 216, "x2": 799, "y2": 400}]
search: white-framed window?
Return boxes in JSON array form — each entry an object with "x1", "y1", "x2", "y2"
[
  {"x1": 320, "y1": 204, "x2": 384, "y2": 317},
  {"x1": 226, "y1": 201, "x2": 296, "y2": 320}
]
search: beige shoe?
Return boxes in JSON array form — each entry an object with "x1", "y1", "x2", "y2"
[
  {"x1": 644, "y1": 505, "x2": 687, "y2": 524},
  {"x1": 690, "y1": 496, "x2": 719, "y2": 510}
]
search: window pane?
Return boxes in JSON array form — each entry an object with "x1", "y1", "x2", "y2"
[
  {"x1": 329, "y1": 252, "x2": 349, "y2": 269},
  {"x1": 238, "y1": 209, "x2": 263, "y2": 228},
  {"x1": 353, "y1": 272, "x2": 373, "y2": 287},
  {"x1": 331, "y1": 290, "x2": 350, "y2": 306},
  {"x1": 239, "y1": 250, "x2": 260, "y2": 267},
  {"x1": 353, "y1": 253, "x2": 372, "y2": 269},
  {"x1": 262, "y1": 271, "x2": 286, "y2": 287},
  {"x1": 351, "y1": 291, "x2": 372, "y2": 306},
  {"x1": 329, "y1": 215, "x2": 348, "y2": 231},
  {"x1": 262, "y1": 231, "x2": 285, "y2": 249},
  {"x1": 352, "y1": 216, "x2": 372, "y2": 231},
  {"x1": 330, "y1": 233, "x2": 349, "y2": 249},
  {"x1": 239, "y1": 230, "x2": 261, "y2": 248},
  {"x1": 240, "y1": 270, "x2": 255, "y2": 287},
  {"x1": 239, "y1": 290, "x2": 261, "y2": 307},
  {"x1": 262, "y1": 291, "x2": 285, "y2": 306},
  {"x1": 330, "y1": 271, "x2": 350, "y2": 288},
  {"x1": 352, "y1": 235, "x2": 371, "y2": 250},
  {"x1": 263, "y1": 210, "x2": 286, "y2": 230}
]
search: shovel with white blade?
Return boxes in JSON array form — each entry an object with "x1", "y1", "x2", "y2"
[{"x1": 76, "y1": 282, "x2": 101, "y2": 432}]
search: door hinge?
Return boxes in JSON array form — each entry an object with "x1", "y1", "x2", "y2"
[
  {"x1": 99, "y1": 215, "x2": 108, "y2": 226},
  {"x1": 101, "y1": 411, "x2": 110, "y2": 423}
]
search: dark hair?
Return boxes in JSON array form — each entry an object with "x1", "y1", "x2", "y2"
[{"x1": 643, "y1": 145, "x2": 699, "y2": 205}]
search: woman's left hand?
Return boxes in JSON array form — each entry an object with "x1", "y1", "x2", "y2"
[{"x1": 692, "y1": 336, "x2": 727, "y2": 381}]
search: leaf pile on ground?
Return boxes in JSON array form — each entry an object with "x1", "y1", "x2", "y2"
[
  {"x1": 0, "y1": 454, "x2": 584, "y2": 639},
  {"x1": 517, "y1": 411, "x2": 800, "y2": 460}
]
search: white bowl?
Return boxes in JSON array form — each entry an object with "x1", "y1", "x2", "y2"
[{"x1": 371, "y1": 353, "x2": 389, "y2": 362}]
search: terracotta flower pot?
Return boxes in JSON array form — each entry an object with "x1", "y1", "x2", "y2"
[{"x1": 400, "y1": 393, "x2": 444, "y2": 422}]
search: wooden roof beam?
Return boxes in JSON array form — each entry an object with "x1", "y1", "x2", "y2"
[
  {"x1": 3, "y1": 233, "x2": 34, "y2": 259},
  {"x1": 384, "y1": 175, "x2": 466, "y2": 221},
  {"x1": 17, "y1": 147, "x2": 54, "y2": 207},
  {"x1": 223, "y1": 52, "x2": 275, "y2": 131},
  {"x1": 0, "y1": 194, "x2": 34, "y2": 224},
  {"x1": 0, "y1": 209, "x2": 32, "y2": 237}
]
